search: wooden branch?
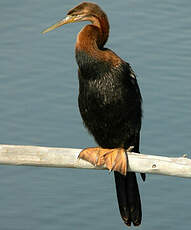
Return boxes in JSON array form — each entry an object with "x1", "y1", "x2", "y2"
[{"x1": 0, "y1": 144, "x2": 190, "y2": 178}]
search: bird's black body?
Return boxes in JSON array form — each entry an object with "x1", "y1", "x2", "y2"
[
  {"x1": 77, "y1": 49, "x2": 142, "y2": 148},
  {"x1": 77, "y1": 49, "x2": 143, "y2": 226}
]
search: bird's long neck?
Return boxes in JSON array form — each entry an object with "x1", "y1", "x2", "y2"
[
  {"x1": 97, "y1": 14, "x2": 110, "y2": 48},
  {"x1": 76, "y1": 13, "x2": 109, "y2": 52},
  {"x1": 75, "y1": 13, "x2": 110, "y2": 76}
]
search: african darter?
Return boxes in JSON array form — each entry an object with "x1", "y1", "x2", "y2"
[{"x1": 42, "y1": 2, "x2": 145, "y2": 226}]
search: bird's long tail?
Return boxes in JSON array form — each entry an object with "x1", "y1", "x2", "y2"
[{"x1": 114, "y1": 171, "x2": 142, "y2": 226}]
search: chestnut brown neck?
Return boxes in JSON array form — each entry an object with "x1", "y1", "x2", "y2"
[
  {"x1": 76, "y1": 13, "x2": 109, "y2": 52},
  {"x1": 98, "y1": 14, "x2": 109, "y2": 48}
]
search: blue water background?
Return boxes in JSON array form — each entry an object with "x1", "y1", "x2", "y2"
[{"x1": 0, "y1": 0, "x2": 191, "y2": 229}]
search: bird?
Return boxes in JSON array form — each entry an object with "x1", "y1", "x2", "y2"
[{"x1": 42, "y1": 2, "x2": 145, "y2": 226}]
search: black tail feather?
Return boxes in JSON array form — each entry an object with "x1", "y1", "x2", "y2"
[{"x1": 114, "y1": 171, "x2": 142, "y2": 226}]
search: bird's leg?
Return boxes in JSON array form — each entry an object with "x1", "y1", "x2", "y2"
[{"x1": 78, "y1": 147, "x2": 131, "y2": 176}]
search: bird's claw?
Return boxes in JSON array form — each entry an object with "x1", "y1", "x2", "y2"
[
  {"x1": 126, "y1": 146, "x2": 134, "y2": 152},
  {"x1": 78, "y1": 147, "x2": 127, "y2": 176}
]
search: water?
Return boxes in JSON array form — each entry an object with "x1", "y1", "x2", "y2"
[{"x1": 0, "y1": 0, "x2": 191, "y2": 229}]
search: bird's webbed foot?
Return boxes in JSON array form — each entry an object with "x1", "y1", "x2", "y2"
[{"x1": 78, "y1": 147, "x2": 133, "y2": 176}]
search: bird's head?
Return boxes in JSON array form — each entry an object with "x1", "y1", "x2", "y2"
[{"x1": 42, "y1": 2, "x2": 105, "y2": 34}]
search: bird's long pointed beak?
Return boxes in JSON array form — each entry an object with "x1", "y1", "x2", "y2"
[{"x1": 42, "y1": 15, "x2": 80, "y2": 34}]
